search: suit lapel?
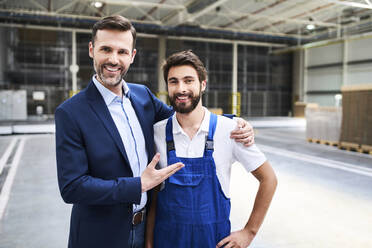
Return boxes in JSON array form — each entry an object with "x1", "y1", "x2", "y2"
[{"x1": 85, "y1": 82, "x2": 132, "y2": 174}]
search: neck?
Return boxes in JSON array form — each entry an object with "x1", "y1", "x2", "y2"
[{"x1": 176, "y1": 103, "x2": 205, "y2": 139}]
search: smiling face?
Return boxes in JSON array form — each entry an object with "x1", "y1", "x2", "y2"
[
  {"x1": 89, "y1": 29, "x2": 136, "y2": 93},
  {"x1": 167, "y1": 65, "x2": 206, "y2": 114}
]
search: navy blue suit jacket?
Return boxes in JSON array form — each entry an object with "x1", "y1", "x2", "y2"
[{"x1": 55, "y1": 81, "x2": 173, "y2": 248}]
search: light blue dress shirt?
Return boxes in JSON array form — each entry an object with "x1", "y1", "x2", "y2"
[{"x1": 92, "y1": 76, "x2": 148, "y2": 212}]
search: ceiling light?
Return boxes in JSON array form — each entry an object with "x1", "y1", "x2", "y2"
[
  {"x1": 306, "y1": 24, "x2": 315, "y2": 30},
  {"x1": 92, "y1": 1, "x2": 103, "y2": 8}
]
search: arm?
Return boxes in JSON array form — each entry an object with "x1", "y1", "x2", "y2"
[
  {"x1": 216, "y1": 161, "x2": 277, "y2": 248},
  {"x1": 55, "y1": 107, "x2": 183, "y2": 205},
  {"x1": 55, "y1": 107, "x2": 142, "y2": 205},
  {"x1": 146, "y1": 87, "x2": 174, "y2": 122},
  {"x1": 145, "y1": 185, "x2": 161, "y2": 248}
]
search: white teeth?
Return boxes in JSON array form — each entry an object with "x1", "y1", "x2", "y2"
[{"x1": 105, "y1": 66, "x2": 120, "y2": 72}]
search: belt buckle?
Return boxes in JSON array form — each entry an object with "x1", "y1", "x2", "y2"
[{"x1": 132, "y1": 209, "x2": 144, "y2": 225}]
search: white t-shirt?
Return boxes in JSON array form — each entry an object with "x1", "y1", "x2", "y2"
[{"x1": 153, "y1": 108, "x2": 267, "y2": 198}]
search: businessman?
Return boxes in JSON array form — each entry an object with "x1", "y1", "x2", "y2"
[{"x1": 55, "y1": 15, "x2": 255, "y2": 248}]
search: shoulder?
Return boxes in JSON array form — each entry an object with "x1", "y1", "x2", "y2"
[
  {"x1": 127, "y1": 83, "x2": 157, "y2": 103},
  {"x1": 154, "y1": 118, "x2": 168, "y2": 133},
  {"x1": 215, "y1": 114, "x2": 237, "y2": 134},
  {"x1": 127, "y1": 83, "x2": 150, "y2": 94}
]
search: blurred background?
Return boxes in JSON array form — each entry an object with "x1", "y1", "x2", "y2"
[{"x1": 0, "y1": 0, "x2": 371, "y2": 247}]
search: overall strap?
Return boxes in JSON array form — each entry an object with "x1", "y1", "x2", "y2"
[
  {"x1": 204, "y1": 113, "x2": 217, "y2": 157},
  {"x1": 165, "y1": 117, "x2": 176, "y2": 159}
]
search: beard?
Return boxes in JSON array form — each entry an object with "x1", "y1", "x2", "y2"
[
  {"x1": 94, "y1": 61, "x2": 128, "y2": 87},
  {"x1": 169, "y1": 91, "x2": 201, "y2": 114}
]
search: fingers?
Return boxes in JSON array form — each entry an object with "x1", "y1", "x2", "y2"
[
  {"x1": 230, "y1": 130, "x2": 253, "y2": 139},
  {"x1": 159, "y1": 162, "x2": 184, "y2": 178},
  {"x1": 216, "y1": 236, "x2": 230, "y2": 248},
  {"x1": 235, "y1": 118, "x2": 246, "y2": 128},
  {"x1": 243, "y1": 137, "x2": 255, "y2": 147},
  {"x1": 148, "y1": 153, "x2": 160, "y2": 169},
  {"x1": 224, "y1": 242, "x2": 236, "y2": 248}
]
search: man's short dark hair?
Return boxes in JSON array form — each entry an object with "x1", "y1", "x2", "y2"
[
  {"x1": 162, "y1": 50, "x2": 207, "y2": 83},
  {"x1": 92, "y1": 15, "x2": 136, "y2": 49}
]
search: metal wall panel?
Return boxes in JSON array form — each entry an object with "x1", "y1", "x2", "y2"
[
  {"x1": 348, "y1": 37, "x2": 372, "y2": 61},
  {"x1": 307, "y1": 68, "x2": 342, "y2": 91},
  {"x1": 307, "y1": 43, "x2": 343, "y2": 66},
  {"x1": 347, "y1": 63, "x2": 372, "y2": 85}
]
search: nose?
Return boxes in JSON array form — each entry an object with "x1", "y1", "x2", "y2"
[
  {"x1": 108, "y1": 52, "x2": 119, "y2": 65},
  {"x1": 177, "y1": 81, "x2": 187, "y2": 92}
]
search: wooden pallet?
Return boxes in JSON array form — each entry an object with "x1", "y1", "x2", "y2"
[
  {"x1": 360, "y1": 144, "x2": 372, "y2": 155},
  {"x1": 320, "y1": 140, "x2": 339, "y2": 147},
  {"x1": 307, "y1": 138, "x2": 339, "y2": 147},
  {"x1": 307, "y1": 138, "x2": 321, "y2": 144},
  {"x1": 338, "y1": 142, "x2": 360, "y2": 152}
]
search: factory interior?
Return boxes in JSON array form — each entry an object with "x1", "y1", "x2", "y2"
[{"x1": 0, "y1": 0, "x2": 372, "y2": 247}]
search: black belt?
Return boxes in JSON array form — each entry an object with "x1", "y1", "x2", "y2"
[{"x1": 132, "y1": 208, "x2": 146, "y2": 225}]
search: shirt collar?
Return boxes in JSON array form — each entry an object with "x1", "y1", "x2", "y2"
[
  {"x1": 92, "y1": 75, "x2": 130, "y2": 106},
  {"x1": 171, "y1": 107, "x2": 210, "y2": 135}
]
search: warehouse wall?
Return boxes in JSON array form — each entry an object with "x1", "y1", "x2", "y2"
[
  {"x1": 306, "y1": 43, "x2": 343, "y2": 106},
  {"x1": 0, "y1": 26, "x2": 293, "y2": 117},
  {"x1": 304, "y1": 35, "x2": 372, "y2": 106},
  {"x1": 347, "y1": 38, "x2": 372, "y2": 85}
]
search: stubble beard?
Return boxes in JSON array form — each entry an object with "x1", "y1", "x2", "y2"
[{"x1": 94, "y1": 61, "x2": 127, "y2": 87}]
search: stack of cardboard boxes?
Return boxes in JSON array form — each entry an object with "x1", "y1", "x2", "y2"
[
  {"x1": 305, "y1": 104, "x2": 342, "y2": 144},
  {"x1": 340, "y1": 85, "x2": 372, "y2": 152}
]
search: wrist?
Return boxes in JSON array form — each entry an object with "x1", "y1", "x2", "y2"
[{"x1": 243, "y1": 226, "x2": 258, "y2": 237}]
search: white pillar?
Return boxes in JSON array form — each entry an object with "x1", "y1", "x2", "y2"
[
  {"x1": 157, "y1": 36, "x2": 167, "y2": 103},
  {"x1": 0, "y1": 27, "x2": 5, "y2": 85},
  {"x1": 232, "y1": 42, "x2": 238, "y2": 115},
  {"x1": 69, "y1": 30, "x2": 79, "y2": 95},
  {"x1": 303, "y1": 48, "x2": 308, "y2": 102},
  {"x1": 342, "y1": 40, "x2": 348, "y2": 86}
]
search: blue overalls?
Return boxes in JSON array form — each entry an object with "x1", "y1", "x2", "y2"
[{"x1": 154, "y1": 113, "x2": 231, "y2": 248}]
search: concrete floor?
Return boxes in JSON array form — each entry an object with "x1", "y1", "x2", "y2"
[{"x1": 0, "y1": 126, "x2": 371, "y2": 247}]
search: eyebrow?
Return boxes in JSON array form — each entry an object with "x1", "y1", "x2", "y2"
[
  {"x1": 168, "y1": 76, "x2": 195, "y2": 81},
  {"x1": 98, "y1": 45, "x2": 129, "y2": 52}
]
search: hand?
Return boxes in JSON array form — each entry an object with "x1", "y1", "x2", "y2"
[
  {"x1": 141, "y1": 153, "x2": 184, "y2": 193},
  {"x1": 216, "y1": 229, "x2": 255, "y2": 248},
  {"x1": 230, "y1": 118, "x2": 255, "y2": 147}
]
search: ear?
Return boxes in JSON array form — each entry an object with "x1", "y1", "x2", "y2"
[
  {"x1": 89, "y1": 42, "x2": 94, "y2": 58},
  {"x1": 130, "y1": 49, "x2": 137, "y2": 64},
  {"x1": 201, "y1": 80, "x2": 207, "y2": 92}
]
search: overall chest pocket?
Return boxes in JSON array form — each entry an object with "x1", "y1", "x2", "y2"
[
  {"x1": 166, "y1": 173, "x2": 211, "y2": 210},
  {"x1": 168, "y1": 173, "x2": 203, "y2": 186}
]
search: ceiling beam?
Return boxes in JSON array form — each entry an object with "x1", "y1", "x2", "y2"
[
  {"x1": 0, "y1": 8, "x2": 159, "y2": 25},
  {"x1": 139, "y1": 0, "x2": 166, "y2": 21},
  {"x1": 255, "y1": 2, "x2": 337, "y2": 32},
  {"x1": 161, "y1": 0, "x2": 199, "y2": 25},
  {"x1": 187, "y1": 0, "x2": 230, "y2": 22},
  {"x1": 219, "y1": 10, "x2": 339, "y2": 28},
  {"x1": 98, "y1": 0, "x2": 184, "y2": 10},
  {"x1": 55, "y1": 0, "x2": 81, "y2": 13},
  {"x1": 323, "y1": 0, "x2": 372, "y2": 9},
  {"x1": 29, "y1": 0, "x2": 48, "y2": 11}
]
